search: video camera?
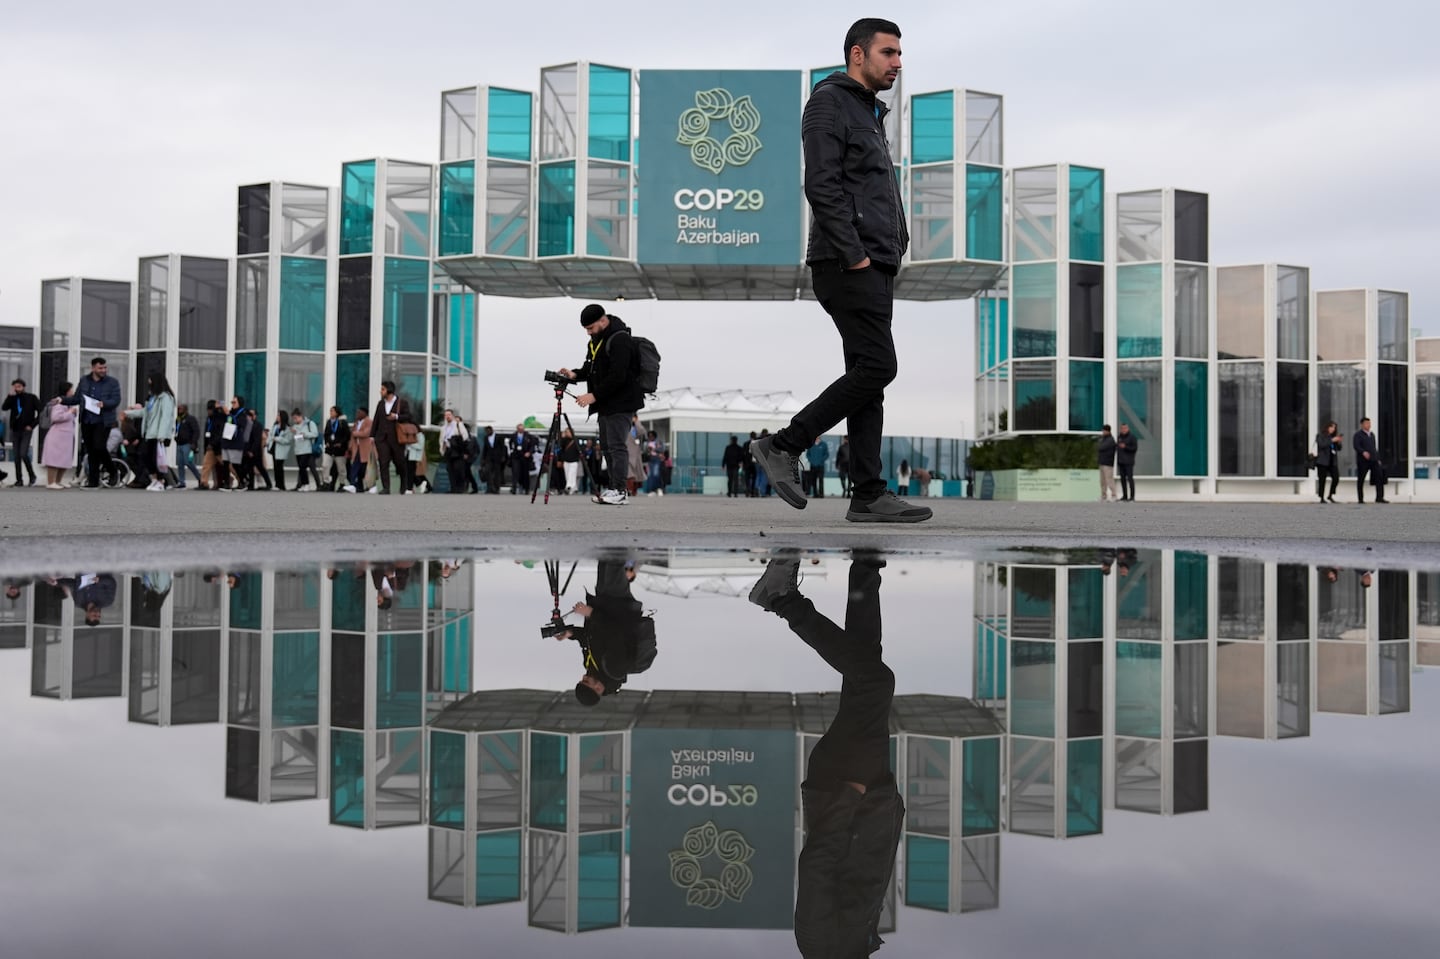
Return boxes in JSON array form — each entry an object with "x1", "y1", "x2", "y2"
[{"x1": 543, "y1": 370, "x2": 573, "y2": 388}]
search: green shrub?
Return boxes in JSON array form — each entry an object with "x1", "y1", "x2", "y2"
[{"x1": 967, "y1": 434, "x2": 1097, "y2": 471}]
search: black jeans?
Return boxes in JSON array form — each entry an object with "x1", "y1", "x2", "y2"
[
  {"x1": 375, "y1": 436, "x2": 409, "y2": 493},
  {"x1": 726, "y1": 465, "x2": 741, "y2": 497},
  {"x1": 1118, "y1": 463, "x2": 1136, "y2": 500},
  {"x1": 777, "y1": 559, "x2": 892, "y2": 789},
  {"x1": 597, "y1": 412, "x2": 632, "y2": 493},
  {"x1": 11, "y1": 430, "x2": 36, "y2": 482},
  {"x1": 776, "y1": 264, "x2": 896, "y2": 503},
  {"x1": 80, "y1": 422, "x2": 116, "y2": 487},
  {"x1": 295, "y1": 453, "x2": 321, "y2": 488},
  {"x1": 1316, "y1": 462, "x2": 1339, "y2": 499}
]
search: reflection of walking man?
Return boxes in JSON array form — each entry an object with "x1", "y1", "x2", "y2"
[{"x1": 749, "y1": 554, "x2": 901, "y2": 956}]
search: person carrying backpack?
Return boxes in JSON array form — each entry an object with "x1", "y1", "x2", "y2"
[
  {"x1": 557, "y1": 304, "x2": 650, "y2": 507},
  {"x1": 553, "y1": 559, "x2": 656, "y2": 704}
]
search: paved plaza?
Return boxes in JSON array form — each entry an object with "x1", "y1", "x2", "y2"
[{"x1": 1, "y1": 489, "x2": 1436, "y2": 573}]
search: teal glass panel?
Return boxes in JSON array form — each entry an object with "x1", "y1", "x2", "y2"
[
  {"x1": 340, "y1": 161, "x2": 376, "y2": 255},
  {"x1": 273, "y1": 631, "x2": 319, "y2": 726},
  {"x1": 961, "y1": 738, "x2": 1001, "y2": 836},
  {"x1": 1118, "y1": 361, "x2": 1163, "y2": 475},
  {"x1": 335, "y1": 353, "x2": 370, "y2": 427},
  {"x1": 999, "y1": 296, "x2": 1010, "y2": 363},
  {"x1": 538, "y1": 163, "x2": 576, "y2": 256},
  {"x1": 587, "y1": 65, "x2": 631, "y2": 161},
  {"x1": 904, "y1": 835, "x2": 949, "y2": 910},
  {"x1": 965, "y1": 164, "x2": 1003, "y2": 261},
  {"x1": 974, "y1": 625, "x2": 1007, "y2": 700},
  {"x1": 978, "y1": 296, "x2": 1009, "y2": 370},
  {"x1": 910, "y1": 92, "x2": 955, "y2": 164},
  {"x1": 1117, "y1": 264, "x2": 1163, "y2": 357},
  {"x1": 438, "y1": 162, "x2": 476, "y2": 257},
  {"x1": 381, "y1": 258, "x2": 429, "y2": 353},
  {"x1": 810, "y1": 66, "x2": 843, "y2": 90},
  {"x1": 1068, "y1": 166, "x2": 1104, "y2": 262},
  {"x1": 278, "y1": 257, "x2": 325, "y2": 351},
  {"x1": 476, "y1": 830, "x2": 523, "y2": 904},
  {"x1": 441, "y1": 619, "x2": 472, "y2": 693},
  {"x1": 1013, "y1": 263, "x2": 1056, "y2": 357},
  {"x1": 375, "y1": 633, "x2": 423, "y2": 729},
  {"x1": 233, "y1": 352, "x2": 267, "y2": 425},
  {"x1": 448, "y1": 294, "x2": 475, "y2": 368},
  {"x1": 577, "y1": 832, "x2": 623, "y2": 930},
  {"x1": 1069, "y1": 360, "x2": 1103, "y2": 431},
  {"x1": 1067, "y1": 568, "x2": 1103, "y2": 639},
  {"x1": 1011, "y1": 641, "x2": 1056, "y2": 737},
  {"x1": 1116, "y1": 642, "x2": 1163, "y2": 738},
  {"x1": 487, "y1": 88, "x2": 533, "y2": 161},
  {"x1": 1174, "y1": 550, "x2": 1209, "y2": 640},
  {"x1": 1013, "y1": 361, "x2": 1056, "y2": 431},
  {"x1": 1175, "y1": 360, "x2": 1209, "y2": 476},
  {"x1": 429, "y1": 731, "x2": 468, "y2": 829},
  {"x1": 228, "y1": 570, "x2": 263, "y2": 630},
  {"x1": 1066, "y1": 739, "x2": 1103, "y2": 837},
  {"x1": 529, "y1": 732, "x2": 568, "y2": 830},
  {"x1": 330, "y1": 730, "x2": 365, "y2": 827}
]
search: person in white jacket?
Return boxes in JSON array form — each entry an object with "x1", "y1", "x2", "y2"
[
  {"x1": 124, "y1": 373, "x2": 177, "y2": 492},
  {"x1": 288, "y1": 409, "x2": 322, "y2": 491}
]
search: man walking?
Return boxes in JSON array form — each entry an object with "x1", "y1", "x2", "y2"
[
  {"x1": 722, "y1": 435, "x2": 745, "y2": 497},
  {"x1": 1353, "y1": 416, "x2": 1389, "y2": 504},
  {"x1": 749, "y1": 19, "x2": 927, "y2": 523},
  {"x1": 173, "y1": 403, "x2": 203, "y2": 489},
  {"x1": 558, "y1": 304, "x2": 646, "y2": 506},
  {"x1": 1097, "y1": 424, "x2": 1118, "y2": 502},
  {"x1": 507, "y1": 424, "x2": 535, "y2": 495},
  {"x1": 3, "y1": 378, "x2": 40, "y2": 486},
  {"x1": 371, "y1": 381, "x2": 414, "y2": 495},
  {"x1": 62, "y1": 357, "x2": 122, "y2": 489},
  {"x1": 1115, "y1": 423, "x2": 1139, "y2": 502}
]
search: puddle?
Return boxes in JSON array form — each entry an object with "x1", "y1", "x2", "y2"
[{"x1": 2, "y1": 547, "x2": 1437, "y2": 957}]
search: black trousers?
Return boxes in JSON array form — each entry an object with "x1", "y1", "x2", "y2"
[
  {"x1": 510, "y1": 456, "x2": 530, "y2": 493},
  {"x1": 1118, "y1": 463, "x2": 1136, "y2": 500},
  {"x1": 1356, "y1": 459, "x2": 1376, "y2": 501},
  {"x1": 776, "y1": 265, "x2": 896, "y2": 503},
  {"x1": 375, "y1": 436, "x2": 409, "y2": 493},
  {"x1": 11, "y1": 430, "x2": 36, "y2": 483},
  {"x1": 80, "y1": 422, "x2": 116, "y2": 487},
  {"x1": 1316, "y1": 462, "x2": 1339, "y2": 499},
  {"x1": 778, "y1": 559, "x2": 893, "y2": 789},
  {"x1": 726, "y1": 465, "x2": 741, "y2": 497},
  {"x1": 294, "y1": 453, "x2": 321, "y2": 488}
]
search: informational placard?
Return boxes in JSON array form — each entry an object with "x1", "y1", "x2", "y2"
[
  {"x1": 628, "y1": 728, "x2": 797, "y2": 929},
  {"x1": 637, "y1": 70, "x2": 802, "y2": 266}
]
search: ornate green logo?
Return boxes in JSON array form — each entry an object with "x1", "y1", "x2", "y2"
[
  {"x1": 677, "y1": 88, "x2": 763, "y2": 175},
  {"x1": 667, "y1": 820, "x2": 755, "y2": 909}
]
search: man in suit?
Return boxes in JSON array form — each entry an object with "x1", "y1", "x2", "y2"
[
  {"x1": 1352, "y1": 417, "x2": 1389, "y2": 504},
  {"x1": 508, "y1": 424, "x2": 535, "y2": 494},
  {"x1": 370, "y1": 380, "x2": 414, "y2": 495}
]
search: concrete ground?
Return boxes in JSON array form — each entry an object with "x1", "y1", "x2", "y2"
[{"x1": 1, "y1": 485, "x2": 1437, "y2": 573}]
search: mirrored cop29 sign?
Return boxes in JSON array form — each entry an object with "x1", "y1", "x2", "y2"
[{"x1": 638, "y1": 70, "x2": 802, "y2": 265}]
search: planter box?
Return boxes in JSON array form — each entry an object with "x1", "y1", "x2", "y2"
[{"x1": 978, "y1": 469, "x2": 1096, "y2": 502}]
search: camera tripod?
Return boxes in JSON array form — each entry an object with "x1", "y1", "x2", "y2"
[
  {"x1": 531, "y1": 381, "x2": 600, "y2": 504},
  {"x1": 540, "y1": 559, "x2": 579, "y2": 636}
]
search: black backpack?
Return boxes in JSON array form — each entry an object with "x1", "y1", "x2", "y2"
[
  {"x1": 627, "y1": 616, "x2": 658, "y2": 674},
  {"x1": 607, "y1": 330, "x2": 662, "y2": 395}
]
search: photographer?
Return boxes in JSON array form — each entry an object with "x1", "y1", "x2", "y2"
[
  {"x1": 549, "y1": 559, "x2": 653, "y2": 705},
  {"x1": 558, "y1": 304, "x2": 645, "y2": 506}
]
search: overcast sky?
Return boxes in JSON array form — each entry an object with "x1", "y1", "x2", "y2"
[{"x1": 1, "y1": 0, "x2": 1435, "y2": 434}]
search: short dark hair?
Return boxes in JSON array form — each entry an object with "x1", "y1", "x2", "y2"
[
  {"x1": 291, "y1": 408, "x2": 303, "y2": 417},
  {"x1": 11, "y1": 378, "x2": 24, "y2": 388},
  {"x1": 90, "y1": 356, "x2": 107, "y2": 367},
  {"x1": 1102, "y1": 424, "x2": 1112, "y2": 432},
  {"x1": 381, "y1": 380, "x2": 397, "y2": 394},
  {"x1": 844, "y1": 18, "x2": 901, "y2": 60},
  {"x1": 575, "y1": 682, "x2": 601, "y2": 707}
]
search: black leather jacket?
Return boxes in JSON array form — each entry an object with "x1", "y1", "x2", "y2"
[{"x1": 803, "y1": 73, "x2": 909, "y2": 270}]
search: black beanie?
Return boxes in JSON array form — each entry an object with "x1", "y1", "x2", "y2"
[
  {"x1": 580, "y1": 303, "x2": 607, "y2": 326},
  {"x1": 574, "y1": 681, "x2": 601, "y2": 706}
]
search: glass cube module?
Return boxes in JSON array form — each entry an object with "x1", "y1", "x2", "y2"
[
  {"x1": 441, "y1": 87, "x2": 479, "y2": 162},
  {"x1": 911, "y1": 91, "x2": 955, "y2": 164}
]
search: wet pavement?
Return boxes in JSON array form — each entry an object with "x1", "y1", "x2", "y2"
[{"x1": 1, "y1": 545, "x2": 1437, "y2": 958}]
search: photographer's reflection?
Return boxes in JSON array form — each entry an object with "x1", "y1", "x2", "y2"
[
  {"x1": 548, "y1": 559, "x2": 657, "y2": 705},
  {"x1": 750, "y1": 553, "x2": 903, "y2": 957}
]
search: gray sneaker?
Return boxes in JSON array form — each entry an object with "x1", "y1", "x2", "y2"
[
  {"x1": 846, "y1": 491, "x2": 933, "y2": 524},
  {"x1": 748, "y1": 557, "x2": 802, "y2": 612},
  {"x1": 750, "y1": 435, "x2": 806, "y2": 510}
]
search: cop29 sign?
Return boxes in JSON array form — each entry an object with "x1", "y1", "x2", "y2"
[
  {"x1": 628, "y1": 727, "x2": 797, "y2": 929},
  {"x1": 638, "y1": 70, "x2": 802, "y2": 266}
]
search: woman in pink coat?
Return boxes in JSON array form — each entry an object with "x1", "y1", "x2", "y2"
[{"x1": 41, "y1": 382, "x2": 77, "y2": 489}]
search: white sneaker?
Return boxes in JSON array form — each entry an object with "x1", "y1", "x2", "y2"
[
  {"x1": 366, "y1": 487, "x2": 379, "y2": 494},
  {"x1": 342, "y1": 484, "x2": 356, "y2": 493},
  {"x1": 403, "y1": 489, "x2": 414, "y2": 495},
  {"x1": 657, "y1": 489, "x2": 664, "y2": 497},
  {"x1": 599, "y1": 488, "x2": 627, "y2": 506},
  {"x1": 147, "y1": 480, "x2": 164, "y2": 492}
]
